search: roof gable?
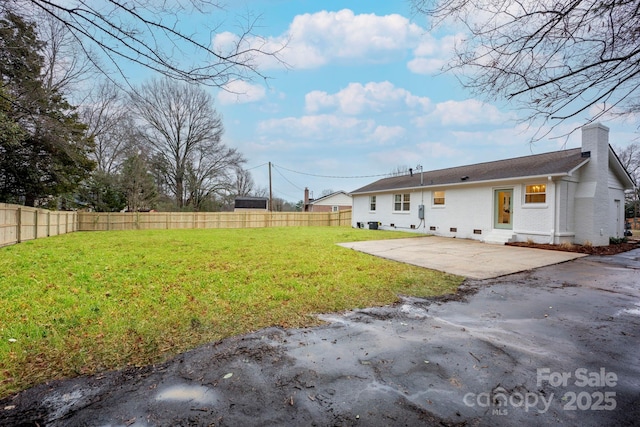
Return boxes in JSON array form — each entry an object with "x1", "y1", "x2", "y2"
[
  {"x1": 310, "y1": 191, "x2": 352, "y2": 205},
  {"x1": 352, "y1": 148, "x2": 588, "y2": 194}
]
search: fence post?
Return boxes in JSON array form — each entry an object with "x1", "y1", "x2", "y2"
[
  {"x1": 34, "y1": 209, "x2": 38, "y2": 239},
  {"x1": 16, "y1": 207, "x2": 22, "y2": 243}
]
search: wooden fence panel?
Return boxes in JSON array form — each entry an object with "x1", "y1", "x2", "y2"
[
  {"x1": 2, "y1": 203, "x2": 351, "y2": 246},
  {"x1": 77, "y1": 210, "x2": 352, "y2": 231},
  {"x1": 0, "y1": 203, "x2": 18, "y2": 246},
  {"x1": 0, "y1": 203, "x2": 77, "y2": 247}
]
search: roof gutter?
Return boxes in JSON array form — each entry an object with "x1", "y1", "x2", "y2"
[{"x1": 350, "y1": 172, "x2": 574, "y2": 195}]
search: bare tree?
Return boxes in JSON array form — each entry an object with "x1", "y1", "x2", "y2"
[
  {"x1": 81, "y1": 80, "x2": 133, "y2": 174},
  {"x1": 252, "y1": 186, "x2": 269, "y2": 198},
  {"x1": 37, "y1": 9, "x2": 97, "y2": 97},
  {"x1": 412, "y1": 0, "x2": 640, "y2": 137},
  {"x1": 233, "y1": 167, "x2": 255, "y2": 197},
  {"x1": 320, "y1": 189, "x2": 335, "y2": 197},
  {"x1": 185, "y1": 140, "x2": 244, "y2": 210},
  {"x1": 388, "y1": 165, "x2": 411, "y2": 177},
  {"x1": 129, "y1": 78, "x2": 243, "y2": 209},
  {"x1": 617, "y1": 142, "x2": 640, "y2": 183},
  {"x1": 617, "y1": 142, "x2": 640, "y2": 219},
  {"x1": 6, "y1": 0, "x2": 284, "y2": 87}
]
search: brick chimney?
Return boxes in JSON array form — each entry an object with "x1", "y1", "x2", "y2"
[{"x1": 574, "y1": 123, "x2": 610, "y2": 246}]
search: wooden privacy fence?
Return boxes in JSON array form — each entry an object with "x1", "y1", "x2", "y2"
[
  {"x1": 0, "y1": 203, "x2": 77, "y2": 247},
  {"x1": 78, "y1": 210, "x2": 352, "y2": 231}
]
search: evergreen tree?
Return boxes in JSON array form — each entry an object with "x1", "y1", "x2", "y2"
[{"x1": 0, "y1": 12, "x2": 94, "y2": 206}]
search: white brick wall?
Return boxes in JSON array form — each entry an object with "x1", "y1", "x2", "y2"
[
  {"x1": 352, "y1": 124, "x2": 632, "y2": 246},
  {"x1": 353, "y1": 182, "x2": 556, "y2": 242}
]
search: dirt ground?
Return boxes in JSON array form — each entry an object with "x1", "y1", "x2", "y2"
[
  {"x1": 2, "y1": 249, "x2": 640, "y2": 427},
  {"x1": 507, "y1": 238, "x2": 640, "y2": 255}
]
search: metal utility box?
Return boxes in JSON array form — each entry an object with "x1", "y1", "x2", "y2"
[
  {"x1": 418, "y1": 204, "x2": 425, "y2": 219},
  {"x1": 368, "y1": 221, "x2": 379, "y2": 230}
]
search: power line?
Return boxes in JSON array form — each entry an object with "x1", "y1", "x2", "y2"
[
  {"x1": 273, "y1": 189, "x2": 299, "y2": 201},
  {"x1": 273, "y1": 165, "x2": 306, "y2": 191},
  {"x1": 244, "y1": 162, "x2": 268, "y2": 172},
  {"x1": 273, "y1": 164, "x2": 388, "y2": 179}
]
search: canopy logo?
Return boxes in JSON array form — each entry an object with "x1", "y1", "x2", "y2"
[{"x1": 462, "y1": 367, "x2": 618, "y2": 416}]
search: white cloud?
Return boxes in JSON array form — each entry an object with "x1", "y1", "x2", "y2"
[
  {"x1": 257, "y1": 114, "x2": 375, "y2": 142},
  {"x1": 418, "y1": 99, "x2": 513, "y2": 127},
  {"x1": 407, "y1": 57, "x2": 447, "y2": 75},
  {"x1": 368, "y1": 149, "x2": 424, "y2": 169},
  {"x1": 218, "y1": 80, "x2": 267, "y2": 105},
  {"x1": 416, "y1": 141, "x2": 463, "y2": 159},
  {"x1": 305, "y1": 90, "x2": 337, "y2": 113},
  {"x1": 372, "y1": 125, "x2": 406, "y2": 145},
  {"x1": 306, "y1": 81, "x2": 431, "y2": 115},
  {"x1": 408, "y1": 33, "x2": 465, "y2": 75},
  {"x1": 214, "y1": 9, "x2": 424, "y2": 71},
  {"x1": 285, "y1": 9, "x2": 423, "y2": 69}
]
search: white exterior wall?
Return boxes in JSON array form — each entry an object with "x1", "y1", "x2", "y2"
[
  {"x1": 512, "y1": 181, "x2": 552, "y2": 243},
  {"x1": 607, "y1": 168, "x2": 627, "y2": 239},
  {"x1": 312, "y1": 193, "x2": 352, "y2": 207},
  {"x1": 353, "y1": 182, "x2": 557, "y2": 243},
  {"x1": 555, "y1": 177, "x2": 580, "y2": 243},
  {"x1": 422, "y1": 185, "x2": 493, "y2": 239}
]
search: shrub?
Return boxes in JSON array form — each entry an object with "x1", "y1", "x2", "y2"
[{"x1": 609, "y1": 236, "x2": 628, "y2": 245}]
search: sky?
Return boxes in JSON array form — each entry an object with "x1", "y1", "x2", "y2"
[{"x1": 132, "y1": 0, "x2": 639, "y2": 203}]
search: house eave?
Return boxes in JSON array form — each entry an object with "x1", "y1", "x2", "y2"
[
  {"x1": 608, "y1": 146, "x2": 636, "y2": 189},
  {"x1": 567, "y1": 158, "x2": 590, "y2": 177},
  {"x1": 350, "y1": 173, "x2": 571, "y2": 195}
]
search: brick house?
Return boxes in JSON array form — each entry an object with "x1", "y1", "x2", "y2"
[{"x1": 304, "y1": 188, "x2": 352, "y2": 213}]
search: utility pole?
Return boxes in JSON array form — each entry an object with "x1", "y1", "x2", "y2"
[{"x1": 268, "y1": 161, "x2": 273, "y2": 212}]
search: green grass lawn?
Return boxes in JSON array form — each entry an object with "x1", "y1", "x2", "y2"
[{"x1": 0, "y1": 227, "x2": 462, "y2": 398}]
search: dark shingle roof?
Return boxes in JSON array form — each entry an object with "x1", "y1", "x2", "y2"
[{"x1": 352, "y1": 148, "x2": 588, "y2": 194}]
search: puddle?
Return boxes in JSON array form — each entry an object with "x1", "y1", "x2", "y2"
[
  {"x1": 155, "y1": 384, "x2": 218, "y2": 405},
  {"x1": 43, "y1": 390, "x2": 84, "y2": 420},
  {"x1": 618, "y1": 307, "x2": 640, "y2": 316},
  {"x1": 615, "y1": 302, "x2": 640, "y2": 317},
  {"x1": 399, "y1": 304, "x2": 429, "y2": 319}
]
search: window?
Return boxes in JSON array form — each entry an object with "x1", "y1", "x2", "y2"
[
  {"x1": 394, "y1": 193, "x2": 410, "y2": 211},
  {"x1": 332, "y1": 206, "x2": 339, "y2": 212},
  {"x1": 525, "y1": 184, "x2": 546, "y2": 203},
  {"x1": 369, "y1": 196, "x2": 376, "y2": 211},
  {"x1": 433, "y1": 191, "x2": 445, "y2": 205}
]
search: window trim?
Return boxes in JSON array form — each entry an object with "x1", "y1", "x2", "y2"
[
  {"x1": 524, "y1": 184, "x2": 546, "y2": 204},
  {"x1": 369, "y1": 195, "x2": 377, "y2": 212},
  {"x1": 393, "y1": 193, "x2": 411, "y2": 212},
  {"x1": 433, "y1": 190, "x2": 445, "y2": 206}
]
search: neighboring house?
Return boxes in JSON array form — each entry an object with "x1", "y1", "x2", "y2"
[
  {"x1": 351, "y1": 123, "x2": 635, "y2": 246},
  {"x1": 234, "y1": 196, "x2": 269, "y2": 211},
  {"x1": 304, "y1": 188, "x2": 352, "y2": 212}
]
